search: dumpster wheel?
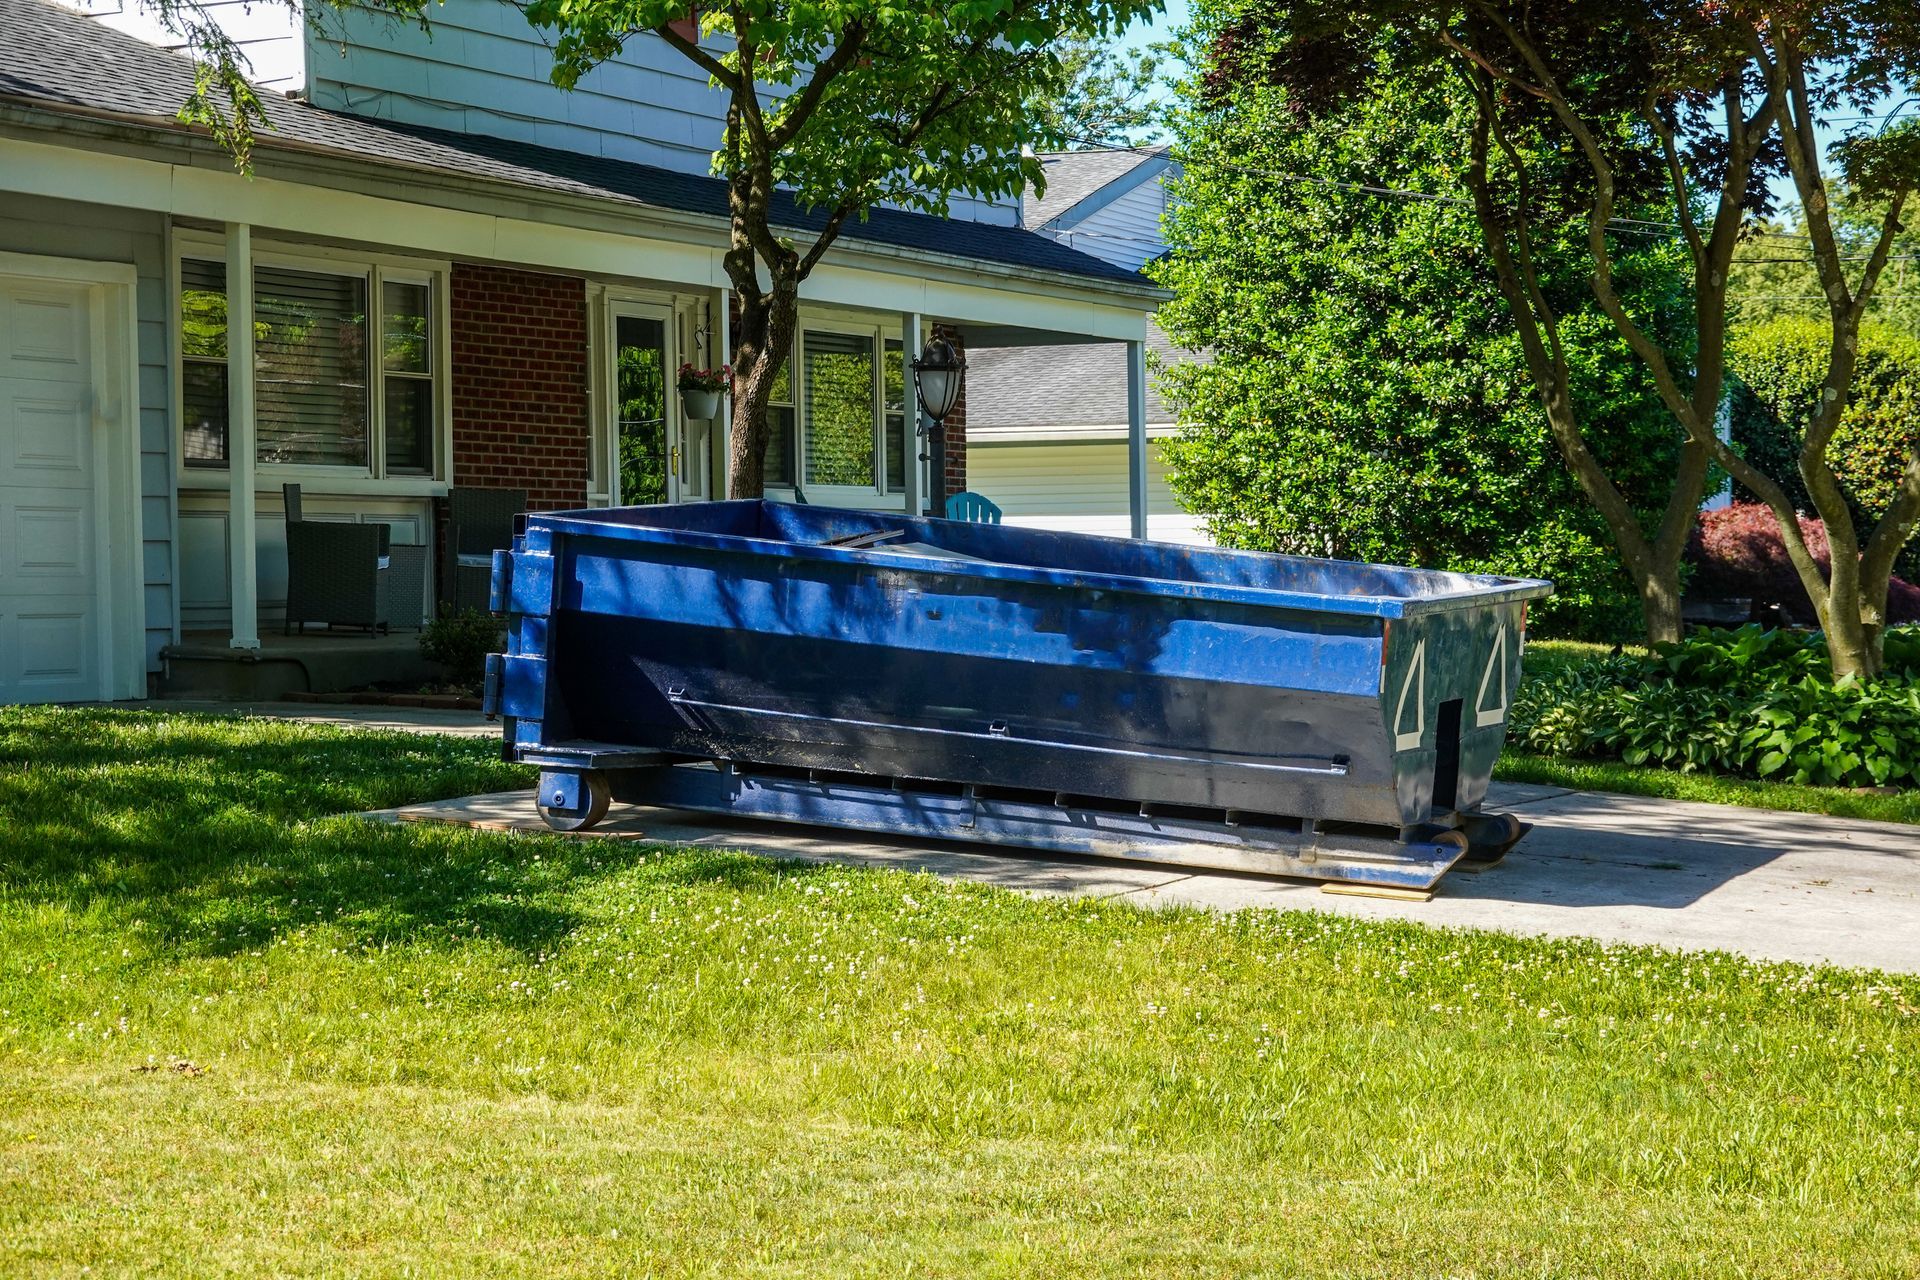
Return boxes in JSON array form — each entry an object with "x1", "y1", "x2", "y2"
[
  {"x1": 1453, "y1": 812, "x2": 1528, "y2": 872},
  {"x1": 538, "y1": 771, "x2": 611, "y2": 833}
]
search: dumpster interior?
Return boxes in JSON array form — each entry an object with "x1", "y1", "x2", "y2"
[{"x1": 558, "y1": 500, "x2": 1530, "y2": 612}]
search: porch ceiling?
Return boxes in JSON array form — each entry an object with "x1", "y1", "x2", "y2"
[{"x1": 951, "y1": 323, "x2": 1142, "y2": 349}]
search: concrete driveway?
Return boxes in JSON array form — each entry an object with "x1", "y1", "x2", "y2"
[{"x1": 370, "y1": 780, "x2": 1920, "y2": 975}]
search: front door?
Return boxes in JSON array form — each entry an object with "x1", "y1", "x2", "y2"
[{"x1": 613, "y1": 306, "x2": 674, "y2": 506}]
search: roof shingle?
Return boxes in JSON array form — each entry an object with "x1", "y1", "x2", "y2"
[{"x1": 1023, "y1": 147, "x2": 1165, "y2": 228}]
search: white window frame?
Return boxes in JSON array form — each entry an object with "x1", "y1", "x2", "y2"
[
  {"x1": 777, "y1": 307, "x2": 911, "y2": 512},
  {"x1": 170, "y1": 231, "x2": 452, "y2": 497},
  {"x1": 376, "y1": 266, "x2": 440, "y2": 479}
]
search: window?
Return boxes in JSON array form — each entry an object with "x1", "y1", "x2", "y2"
[
  {"x1": 884, "y1": 338, "x2": 907, "y2": 494},
  {"x1": 176, "y1": 250, "x2": 442, "y2": 479},
  {"x1": 757, "y1": 318, "x2": 918, "y2": 501},
  {"x1": 764, "y1": 349, "x2": 797, "y2": 488},
  {"x1": 382, "y1": 280, "x2": 434, "y2": 473},
  {"x1": 802, "y1": 329, "x2": 876, "y2": 488},
  {"x1": 180, "y1": 259, "x2": 229, "y2": 468},
  {"x1": 255, "y1": 265, "x2": 368, "y2": 467}
]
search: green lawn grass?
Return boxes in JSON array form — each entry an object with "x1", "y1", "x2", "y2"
[
  {"x1": 1505, "y1": 639, "x2": 1920, "y2": 825},
  {"x1": 2, "y1": 707, "x2": 1918, "y2": 1277}
]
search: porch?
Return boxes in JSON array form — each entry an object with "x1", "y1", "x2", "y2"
[
  {"x1": 157, "y1": 628, "x2": 446, "y2": 700},
  {"x1": 175, "y1": 225, "x2": 1159, "y2": 666}
]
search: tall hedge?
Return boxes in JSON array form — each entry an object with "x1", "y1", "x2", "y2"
[
  {"x1": 1726, "y1": 317, "x2": 1920, "y2": 580},
  {"x1": 1151, "y1": 15, "x2": 1689, "y2": 640}
]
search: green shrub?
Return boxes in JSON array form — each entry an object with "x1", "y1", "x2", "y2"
[
  {"x1": 1152, "y1": 23, "x2": 1689, "y2": 644},
  {"x1": 1727, "y1": 316, "x2": 1920, "y2": 581},
  {"x1": 420, "y1": 609, "x2": 502, "y2": 689},
  {"x1": 1511, "y1": 625, "x2": 1920, "y2": 788}
]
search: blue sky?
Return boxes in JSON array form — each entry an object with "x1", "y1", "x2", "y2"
[{"x1": 1121, "y1": 0, "x2": 1189, "y2": 54}]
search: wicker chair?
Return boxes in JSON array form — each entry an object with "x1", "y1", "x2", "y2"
[
  {"x1": 282, "y1": 484, "x2": 395, "y2": 635},
  {"x1": 441, "y1": 487, "x2": 527, "y2": 615}
]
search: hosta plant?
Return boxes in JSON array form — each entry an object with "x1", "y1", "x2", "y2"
[{"x1": 1512, "y1": 625, "x2": 1920, "y2": 789}]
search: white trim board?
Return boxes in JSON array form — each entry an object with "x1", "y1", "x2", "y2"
[
  {"x1": 0, "y1": 249, "x2": 147, "y2": 702},
  {"x1": 0, "y1": 133, "x2": 1155, "y2": 342},
  {"x1": 969, "y1": 423, "x2": 1179, "y2": 445}
]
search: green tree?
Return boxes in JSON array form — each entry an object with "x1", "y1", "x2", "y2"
[
  {"x1": 1154, "y1": 15, "x2": 1687, "y2": 638},
  {"x1": 1034, "y1": 33, "x2": 1180, "y2": 147},
  {"x1": 528, "y1": 0, "x2": 1163, "y2": 498},
  {"x1": 1233, "y1": 0, "x2": 1920, "y2": 676},
  {"x1": 1728, "y1": 317, "x2": 1920, "y2": 581}
]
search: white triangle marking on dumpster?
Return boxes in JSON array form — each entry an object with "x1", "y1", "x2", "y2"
[
  {"x1": 1475, "y1": 624, "x2": 1509, "y2": 728},
  {"x1": 1393, "y1": 639, "x2": 1426, "y2": 751}
]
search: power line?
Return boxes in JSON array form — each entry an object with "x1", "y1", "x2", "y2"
[{"x1": 1738, "y1": 254, "x2": 1920, "y2": 264}]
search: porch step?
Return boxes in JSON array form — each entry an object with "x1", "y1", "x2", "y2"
[{"x1": 157, "y1": 630, "x2": 444, "y2": 700}]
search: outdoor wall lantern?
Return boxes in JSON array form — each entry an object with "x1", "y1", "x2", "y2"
[{"x1": 911, "y1": 334, "x2": 966, "y2": 431}]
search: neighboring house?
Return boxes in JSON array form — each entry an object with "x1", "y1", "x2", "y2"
[
  {"x1": 968, "y1": 147, "x2": 1208, "y2": 544},
  {"x1": 0, "y1": 0, "x2": 1163, "y2": 704}
]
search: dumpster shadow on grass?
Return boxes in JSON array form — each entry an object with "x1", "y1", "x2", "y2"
[
  {"x1": 606, "y1": 808, "x2": 1203, "y2": 902},
  {"x1": 389, "y1": 792, "x2": 1202, "y2": 902}
]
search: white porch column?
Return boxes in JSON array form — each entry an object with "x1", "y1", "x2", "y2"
[
  {"x1": 717, "y1": 285, "x2": 733, "y2": 498},
  {"x1": 901, "y1": 311, "x2": 924, "y2": 518},
  {"x1": 225, "y1": 222, "x2": 260, "y2": 649},
  {"x1": 1126, "y1": 338, "x2": 1148, "y2": 540}
]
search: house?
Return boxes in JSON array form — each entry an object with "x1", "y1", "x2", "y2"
[
  {"x1": 968, "y1": 147, "x2": 1208, "y2": 543},
  {"x1": 0, "y1": 0, "x2": 1164, "y2": 704}
]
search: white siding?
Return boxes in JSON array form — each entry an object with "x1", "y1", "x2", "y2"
[
  {"x1": 968, "y1": 439, "x2": 1209, "y2": 545},
  {"x1": 59, "y1": 0, "x2": 306, "y2": 90},
  {"x1": 0, "y1": 195, "x2": 175, "y2": 674},
  {"x1": 305, "y1": 0, "x2": 1019, "y2": 225},
  {"x1": 1045, "y1": 176, "x2": 1166, "y2": 271}
]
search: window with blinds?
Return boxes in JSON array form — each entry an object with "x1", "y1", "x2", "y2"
[
  {"x1": 803, "y1": 329, "x2": 876, "y2": 488},
  {"x1": 254, "y1": 266, "x2": 369, "y2": 467},
  {"x1": 176, "y1": 253, "x2": 440, "y2": 478}
]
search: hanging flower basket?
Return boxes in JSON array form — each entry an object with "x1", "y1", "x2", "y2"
[{"x1": 677, "y1": 363, "x2": 728, "y2": 421}]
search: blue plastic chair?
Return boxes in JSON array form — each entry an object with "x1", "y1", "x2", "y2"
[{"x1": 944, "y1": 491, "x2": 1003, "y2": 524}]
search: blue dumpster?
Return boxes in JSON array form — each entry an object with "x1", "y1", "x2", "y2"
[{"x1": 484, "y1": 501, "x2": 1552, "y2": 894}]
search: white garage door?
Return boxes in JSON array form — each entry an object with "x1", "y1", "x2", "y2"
[{"x1": 0, "y1": 276, "x2": 100, "y2": 704}]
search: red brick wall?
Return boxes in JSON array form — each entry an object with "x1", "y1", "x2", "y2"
[
  {"x1": 935, "y1": 324, "x2": 967, "y2": 499},
  {"x1": 450, "y1": 263, "x2": 590, "y2": 509}
]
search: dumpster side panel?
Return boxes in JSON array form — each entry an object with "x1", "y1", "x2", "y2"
[
  {"x1": 540, "y1": 528, "x2": 1410, "y2": 825},
  {"x1": 1380, "y1": 599, "x2": 1527, "y2": 824}
]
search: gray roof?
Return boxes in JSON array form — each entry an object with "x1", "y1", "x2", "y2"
[
  {"x1": 1024, "y1": 147, "x2": 1166, "y2": 228},
  {"x1": 0, "y1": 0, "x2": 1147, "y2": 288},
  {"x1": 968, "y1": 322, "x2": 1206, "y2": 431}
]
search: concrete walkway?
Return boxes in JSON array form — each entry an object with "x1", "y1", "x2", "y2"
[
  {"x1": 131, "y1": 699, "x2": 1920, "y2": 973},
  {"x1": 368, "y1": 781, "x2": 1920, "y2": 975}
]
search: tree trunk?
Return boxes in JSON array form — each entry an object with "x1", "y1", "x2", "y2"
[
  {"x1": 724, "y1": 278, "x2": 800, "y2": 500},
  {"x1": 1636, "y1": 568, "x2": 1685, "y2": 647},
  {"x1": 1821, "y1": 587, "x2": 1880, "y2": 680}
]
